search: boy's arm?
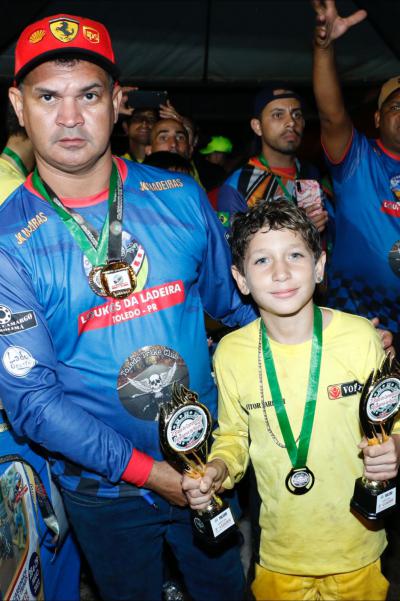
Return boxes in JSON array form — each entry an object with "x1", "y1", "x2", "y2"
[{"x1": 312, "y1": 0, "x2": 366, "y2": 162}]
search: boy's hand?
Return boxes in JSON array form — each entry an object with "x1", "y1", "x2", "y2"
[
  {"x1": 359, "y1": 434, "x2": 400, "y2": 481},
  {"x1": 182, "y1": 459, "x2": 228, "y2": 511}
]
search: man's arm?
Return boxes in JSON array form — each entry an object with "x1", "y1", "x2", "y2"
[{"x1": 312, "y1": 0, "x2": 366, "y2": 162}]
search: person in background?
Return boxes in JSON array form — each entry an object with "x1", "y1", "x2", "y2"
[
  {"x1": 199, "y1": 135, "x2": 233, "y2": 169},
  {"x1": 143, "y1": 150, "x2": 194, "y2": 175},
  {"x1": 0, "y1": 103, "x2": 35, "y2": 203},
  {"x1": 217, "y1": 85, "x2": 329, "y2": 235},
  {"x1": 145, "y1": 118, "x2": 190, "y2": 159},
  {"x1": 312, "y1": 0, "x2": 400, "y2": 348},
  {"x1": 121, "y1": 108, "x2": 158, "y2": 162}
]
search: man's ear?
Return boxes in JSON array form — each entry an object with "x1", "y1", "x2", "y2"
[
  {"x1": 374, "y1": 109, "x2": 381, "y2": 130},
  {"x1": 250, "y1": 118, "x2": 262, "y2": 137},
  {"x1": 231, "y1": 265, "x2": 250, "y2": 295},
  {"x1": 112, "y1": 85, "x2": 123, "y2": 125},
  {"x1": 8, "y1": 87, "x2": 25, "y2": 128}
]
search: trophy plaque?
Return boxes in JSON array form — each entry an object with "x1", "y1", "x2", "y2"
[
  {"x1": 159, "y1": 383, "x2": 237, "y2": 543},
  {"x1": 350, "y1": 354, "x2": 400, "y2": 520}
]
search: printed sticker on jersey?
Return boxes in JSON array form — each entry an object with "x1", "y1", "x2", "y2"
[
  {"x1": 140, "y1": 178, "x2": 184, "y2": 192},
  {"x1": 327, "y1": 380, "x2": 362, "y2": 400},
  {"x1": 391, "y1": 175, "x2": 400, "y2": 201},
  {"x1": 83, "y1": 231, "x2": 148, "y2": 295},
  {"x1": 78, "y1": 280, "x2": 185, "y2": 334},
  {"x1": 388, "y1": 240, "x2": 400, "y2": 276},
  {"x1": 0, "y1": 305, "x2": 37, "y2": 336},
  {"x1": 117, "y1": 345, "x2": 189, "y2": 421},
  {"x1": 0, "y1": 463, "x2": 43, "y2": 600},
  {"x1": 2, "y1": 346, "x2": 37, "y2": 378}
]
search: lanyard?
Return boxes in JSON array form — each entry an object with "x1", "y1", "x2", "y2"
[
  {"x1": 258, "y1": 154, "x2": 297, "y2": 202},
  {"x1": 261, "y1": 305, "x2": 323, "y2": 468},
  {"x1": 32, "y1": 162, "x2": 123, "y2": 267},
  {"x1": 2, "y1": 146, "x2": 29, "y2": 178}
]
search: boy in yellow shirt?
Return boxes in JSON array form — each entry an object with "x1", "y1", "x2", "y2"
[{"x1": 182, "y1": 199, "x2": 400, "y2": 600}]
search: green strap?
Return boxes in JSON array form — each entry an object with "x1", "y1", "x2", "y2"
[
  {"x1": 2, "y1": 146, "x2": 29, "y2": 178},
  {"x1": 258, "y1": 154, "x2": 297, "y2": 202},
  {"x1": 261, "y1": 305, "x2": 323, "y2": 468},
  {"x1": 32, "y1": 163, "x2": 118, "y2": 267}
]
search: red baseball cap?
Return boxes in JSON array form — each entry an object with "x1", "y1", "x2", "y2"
[{"x1": 14, "y1": 14, "x2": 119, "y2": 83}]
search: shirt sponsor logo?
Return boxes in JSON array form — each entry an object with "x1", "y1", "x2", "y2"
[
  {"x1": 15, "y1": 212, "x2": 48, "y2": 245},
  {"x1": 2, "y1": 346, "x2": 37, "y2": 377},
  {"x1": 0, "y1": 305, "x2": 37, "y2": 336},
  {"x1": 381, "y1": 200, "x2": 400, "y2": 217},
  {"x1": 327, "y1": 380, "x2": 362, "y2": 400},
  {"x1": 78, "y1": 280, "x2": 185, "y2": 334},
  {"x1": 139, "y1": 179, "x2": 184, "y2": 192}
]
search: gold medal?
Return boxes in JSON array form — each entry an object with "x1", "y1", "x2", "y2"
[
  {"x1": 88, "y1": 266, "x2": 108, "y2": 297},
  {"x1": 100, "y1": 260, "x2": 137, "y2": 299}
]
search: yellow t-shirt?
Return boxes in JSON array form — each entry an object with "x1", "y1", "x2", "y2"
[
  {"x1": 210, "y1": 309, "x2": 390, "y2": 575},
  {"x1": 0, "y1": 157, "x2": 25, "y2": 204}
]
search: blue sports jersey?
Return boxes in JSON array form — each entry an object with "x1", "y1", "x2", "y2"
[
  {"x1": 325, "y1": 129, "x2": 400, "y2": 333},
  {"x1": 0, "y1": 158, "x2": 255, "y2": 498}
]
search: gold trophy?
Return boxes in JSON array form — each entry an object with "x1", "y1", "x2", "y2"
[
  {"x1": 159, "y1": 383, "x2": 237, "y2": 543},
  {"x1": 351, "y1": 354, "x2": 400, "y2": 520}
]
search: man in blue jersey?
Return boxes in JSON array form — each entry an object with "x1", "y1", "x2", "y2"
[
  {"x1": 0, "y1": 13, "x2": 253, "y2": 601},
  {"x1": 312, "y1": 0, "x2": 400, "y2": 342}
]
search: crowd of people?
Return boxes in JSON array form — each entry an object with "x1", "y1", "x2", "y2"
[{"x1": 0, "y1": 1, "x2": 400, "y2": 600}]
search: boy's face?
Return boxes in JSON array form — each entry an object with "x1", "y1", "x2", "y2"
[{"x1": 232, "y1": 227, "x2": 325, "y2": 320}]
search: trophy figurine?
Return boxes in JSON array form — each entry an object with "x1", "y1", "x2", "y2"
[
  {"x1": 159, "y1": 383, "x2": 237, "y2": 543},
  {"x1": 351, "y1": 354, "x2": 400, "y2": 520}
]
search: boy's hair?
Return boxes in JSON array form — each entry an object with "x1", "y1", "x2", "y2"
[{"x1": 231, "y1": 198, "x2": 322, "y2": 275}]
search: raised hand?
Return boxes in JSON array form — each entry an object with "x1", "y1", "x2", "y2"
[{"x1": 312, "y1": 0, "x2": 367, "y2": 48}]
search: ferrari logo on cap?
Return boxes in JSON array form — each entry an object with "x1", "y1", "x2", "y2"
[
  {"x1": 83, "y1": 26, "x2": 100, "y2": 44},
  {"x1": 49, "y1": 19, "x2": 79, "y2": 43},
  {"x1": 29, "y1": 29, "x2": 46, "y2": 44}
]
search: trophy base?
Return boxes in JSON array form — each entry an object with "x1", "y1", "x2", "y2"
[
  {"x1": 191, "y1": 499, "x2": 237, "y2": 544},
  {"x1": 350, "y1": 477, "x2": 397, "y2": 520}
]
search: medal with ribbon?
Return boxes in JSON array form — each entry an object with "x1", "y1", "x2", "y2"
[
  {"x1": 260, "y1": 305, "x2": 323, "y2": 494},
  {"x1": 32, "y1": 162, "x2": 136, "y2": 298}
]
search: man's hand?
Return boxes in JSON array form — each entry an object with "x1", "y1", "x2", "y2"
[
  {"x1": 359, "y1": 434, "x2": 400, "y2": 481},
  {"x1": 312, "y1": 0, "x2": 367, "y2": 49},
  {"x1": 159, "y1": 100, "x2": 183, "y2": 122},
  {"x1": 144, "y1": 460, "x2": 187, "y2": 506},
  {"x1": 371, "y1": 317, "x2": 395, "y2": 357},
  {"x1": 118, "y1": 85, "x2": 138, "y2": 117},
  {"x1": 182, "y1": 459, "x2": 228, "y2": 511},
  {"x1": 303, "y1": 202, "x2": 329, "y2": 232}
]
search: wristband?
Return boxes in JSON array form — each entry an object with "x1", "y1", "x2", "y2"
[{"x1": 122, "y1": 449, "x2": 154, "y2": 487}]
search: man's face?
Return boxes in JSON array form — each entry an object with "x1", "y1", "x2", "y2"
[
  {"x1": 147, "y1": 119, "x2": 190, "y2": 158},
  {"x1": 126, "y1": 110, "x2": 158, "y2": 146},
  {"x1": 9, "y1": 60, "x2": 121, "y2": 175},
  {"x1": 375, "y1": 90, "x2": 400, "y2": 154},
  {"x1": 251, "y1": 96, "x2": 305, "y2": 156}
]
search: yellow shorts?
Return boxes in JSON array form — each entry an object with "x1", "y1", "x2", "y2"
[{"x1": 251, "y1": 559, "x2": 389, "y2": 601}]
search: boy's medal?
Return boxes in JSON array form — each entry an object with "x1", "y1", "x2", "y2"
[
  {"x1": 260, "y1": 305, "x2": 323, "y2": 495},
  {"x1": 32, "y1": 163, "x2": 135, "y2": 299}
]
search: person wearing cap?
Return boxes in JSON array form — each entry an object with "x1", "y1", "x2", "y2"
[
  {"x1": 312, "y1": 0, "x2": 400, "y2": 348},
  {"x1": 200, "y1": 135, "x2": 233, "y2": 168},
  {"x1": 216, "y1": 85, "x2": 329, "y2": 234},
  {"x1": 0, "y1": 13, "x2": 254, "y2": 601}
]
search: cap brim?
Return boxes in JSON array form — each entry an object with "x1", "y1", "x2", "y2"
[{"x1": 15, "y1": 47, "x2": 119, "y2": 83}]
